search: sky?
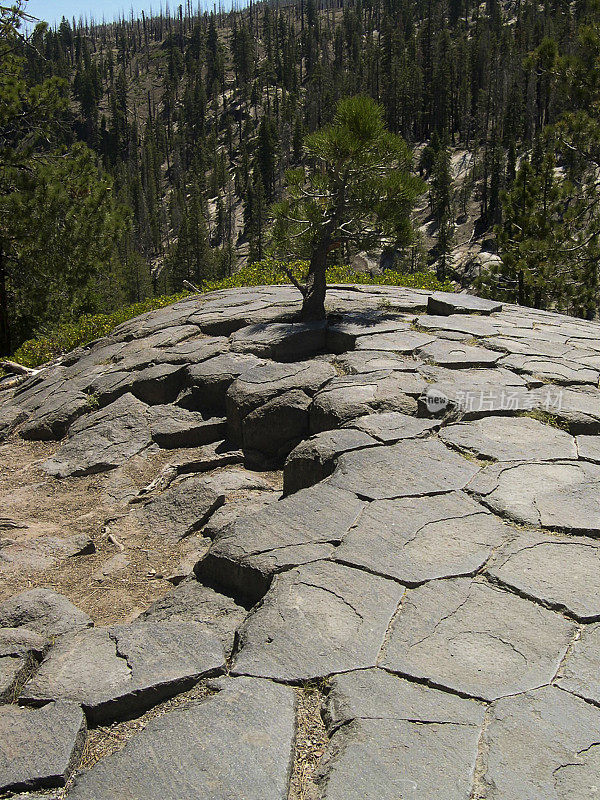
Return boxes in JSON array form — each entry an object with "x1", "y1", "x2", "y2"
[{"x1": 25, "y1": 0, "x2": 223, "y2": 26}]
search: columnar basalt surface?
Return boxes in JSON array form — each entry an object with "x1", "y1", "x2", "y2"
[{"x1": 1, "y1": 284, "x2": 600, "y2": 799}]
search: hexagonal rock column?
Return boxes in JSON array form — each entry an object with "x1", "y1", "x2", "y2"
[
  {"x1": 20, "y1": 619, "x2": 229, "y2": 725},
  {"x1": 316, "y1": 669, "x2": 485, "y2": 800},
  {"x1": 66, "y1": 678, "x2": 295, "y2": 800},
  {"x1": 466, "y1": 460, "x2": 600, "y2": 533},
  {"x1": 231, "y1": 560, "x2": 403, "y2": 681},
  {"x1": 0, "y1": 701, "x2": 86, "y2": 794},
  {"x1": 379, "y1": 578, "x2": 575, "y2": 701},
  {"x1": 328, "y1": 439, "x2": 480, "y2": 500},
  {"x1": 334, "y1": 491, "x2": 510, "y2": 585},
  {"x1": 479, "y1": 686, "x2": 600, "y2": 799}
]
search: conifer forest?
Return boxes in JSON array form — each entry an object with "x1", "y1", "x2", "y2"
[{"x1": 2, "y1": 0, "x2": 600, "y2": 354}]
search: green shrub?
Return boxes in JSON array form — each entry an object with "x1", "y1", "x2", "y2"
[{"x1": 12, "y1": 260, "x2": 452, "y2": 368}]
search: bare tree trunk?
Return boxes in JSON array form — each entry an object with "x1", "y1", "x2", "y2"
[
  {"x1": 0, "y1": 246, "x2": 11, "y2": 357},
  {"x1": 301, "y1": 242, "x2": 328, "y2": 320}
]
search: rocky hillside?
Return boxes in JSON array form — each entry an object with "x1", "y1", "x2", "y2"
[{"x1": 1, "y1": 285, "x2": 600, "y2": 798}]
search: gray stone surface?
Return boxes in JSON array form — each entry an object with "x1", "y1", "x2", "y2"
[
  {"x1": 19, "y1": 389, "x2": 92, "y2": 441},
  {"x1": 336, "y1": 492, "x2": 509, "y2": 585},
  {"x1": 0, "y1": 533, "x2": 93, "y2": 572},
  {"x1": 316, "y1": 671, "x2": 483, "y2": 800},
  {"x1": 138, "y1": 578, "x2": 247, "y2": 652},
  {"x1": 66, "y1": 677, "x2": 296, "y2": 800},
  {"x1": 440, "y1": 415, "x2": 577, "y2": 461},
  {"x1": 3, "y1": 285, "x2": 600, "y2": 798},
  {"x1": 0, "y1": 405, "x2": 28, "y2": 441},
  {"x1": 531, "y1": 385, "x2": 600, "y2": 433},
  {"x1": 179, "y1": 352, "x2": 264, "y2": 414},
  {"x1": 417, "y1": 339, "x2": 501, "y2": 368},
  {"x1": 355, "y1": 329, "x2": 435, "y2": 352},
  {"x1": 467, "y1": 460, "x2": 600, "y2": 532},
  {"x1": 326, "y1": 315, "x2": 407, "y2": 352},
  {"x1": 232, "y1": 560, "x2": 402, "y2": 680},
  {"x1": 334, "y1": 349, "x2": 418, "y2": 374},
  {"x1": 226, "y1": 359, "x2": 335, "y2": 442},
  {"x1": 428, "y1": 290, "x2": 502, "y2": 315},
  {"x1": 132, "y1": 475, "x2": 224, "y2": 542},
  {"x1": 197, "y1": 484, "x2": 364, "y2": 603},
  {"x1": 242, "y1": 388, "x2": 311, "y2": 458},
  {"x1": 380, "y1": 578, "x2": 575, "y2": 700},
  {"x1": 0, "y1": 701, "x2": 86, "y2": 794},
  {"x1": 329, "y1": 439, "x2": 480, "y2": 500},
  {"x1": 0, "y1": 656, "x2": 28, "y2": 702},
  {"x1": 499, "y1": 353, "x2": 600, "y2": 385},
  {"x1": 43, "y1": 394, "x2": 152, "y2": 477},
  {"x1": 345, "y1": 411, "x2": 438, "y2": 442},
  {"x1": 148, "y1": 404, "x2": 226, "y2": 448},
  {"x1": 557, "y1": 622, "x2": 600, "y2": 704},
  {"x1": 0, "y1": 589, "x2": 92, "y2": 637},
  {"x1": 480, "y1": 686, "x2": 600, "y2": 800},
  {"x1": 21, "y1": 619, "x2": 226, "y2": 724},
  {"x1": 488, "y1": 531, "x2": 600, "y2": 621},
  {"x1": 283, "y1": 428, "x2": 376, "y2": 494},
  {"x1": 309, "y1": 371, "x2": 422, "y2": 433},
  {"x1": 230, "y1": 320, "x2": 326, "y2": 360}
]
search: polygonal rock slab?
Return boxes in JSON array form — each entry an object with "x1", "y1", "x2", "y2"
[
  {"x1": 232, "y1": 560, "x2": 403, "y2": 681},
  {"x1": 0, "y1": 405, "x2": 28, "y2": 441},
  {"x1": 488, "y1": 531, "x2": 600, "y2": 621},
  {"x1": 427, "y1": 291, "x2": 502, "y2": 315},
  {"x1": 242, "y1": 389, "x2": 311, "y2": 459},
  {"x1": 440, "y1": 416, "x2": 577, "y2": 462},
  {"x1": 323, "y1": 668, "x2": 485, "y2": 730},
  {"x1": 43, "y1": 394, "x2": 152, "y2": 477},
  {"x1": 19, "y1": 389, "x2": 92, "y2": 441},
  {"x1": 380, "y1": 578, "x2": 575, "y2": 700},
  {"x1": 557, "y1": 623, "x2": 600, "y2": 704},
  {"x1": 417, "y1": 313, "x2": 500, "y2": 337},
  {"x1": 283, "y1": 428, "x2": 376, "y2": 495},
  {"x1": 530, "y1": 385, "x2": 600, "y2": 433},
  {"x1": 131, "y1": 475, "x2": 224, "y2": 542},
  {"x1": 0, "y1": 701, "x2": 86, "y2": 794},
  {"x1": 21, "y1": 620, "x2": 226, "y2": 724},
  {"x1": 326, "y1": 315, "x2": 408, "y2": 352},
  {"x1": 66, "y1": 677, "x2": 296, "y2": 800},
  {"x1": 335, "y1": 492, "x2": 509, "y2": 585},
  {"x1": 345, "y1": 411, "x2": 438, "y2": 442},
  {"x1": 197, "y1": 485, "x2": 364, "y2": 604},
  {"x1": 466, "y1": 460, "x2": 600, "y2": 533},
  {"x1": 0, "y1": 533, "x2": 93, "y2": 573},
  {"x1": 328, "y1": 439, "x2": 480, "y2": 500},
  {"x1": 418, "y1": 366, "x2": 528, "y2": 418},
  {"x1": 480, "y1": 686, "x2": 600, "y2": 800},
  {"x1": 499, "y1": 353, "x2": 600, "y2": 386},
  {"x1": 179, "y1": 352, "x2": 264, "y2": 414},
  {"x1": 148, "y1": 404, "x2": 226, "y2": 448},
  {"x1": 226, "y1": 359, "x2": 335, "y2": 442},
  {"x1": 310, "y1": 372, "x2": 423, "y2": 433},
  {"x1": 577, "y1": 434, "x2": 600, "y2": 462},
  {"x1": 230, "y1": 320, "x2": 326, "y2": 360},
  {"x1": 334, "y1": 350, "x2": 418, "y2": 374},
  {"x1": 138, "y1": 578, "x2": 247, "y2": 653},
  {"x1": 317, "y1": 671, "x2": 484, "y2": 800},
  {"x1": 355, "y1": 330, "x2": 435, "y2": 352},
  {"x1": 417, "y1": 340, "x2": 501, "y2": 368},
  {"x1": 0, "y1": 589, "x2": 91, "y2": 637},
  {"x1": 0, "y1": 656, "x2": 28, "y2": 702}
]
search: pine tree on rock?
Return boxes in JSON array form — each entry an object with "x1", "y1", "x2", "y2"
[{"x1": 271, "y1": 95, "x2": 424, "y2": 320}]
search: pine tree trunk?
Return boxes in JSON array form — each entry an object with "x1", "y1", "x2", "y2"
[
  {"x1": 0, "y1": 246, "x2": 10, "y2": 356},
  {"x1": 301, "y1": 242, "x2": 328, "y2": 320}
]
